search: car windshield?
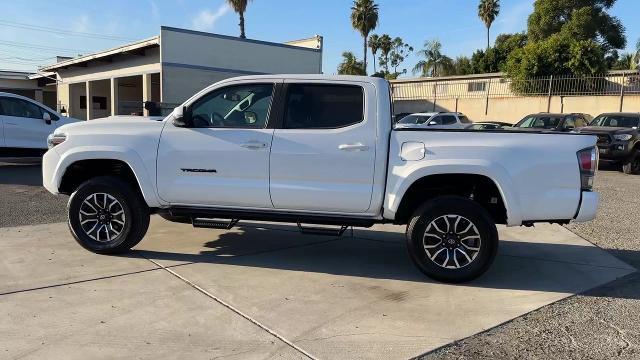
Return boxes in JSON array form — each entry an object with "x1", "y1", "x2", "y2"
[
  {"x1": 516, "y1": 115, "x2": 562, "y2": 129},
  {"x1": 397, "y1": 115, "x2": 430, "y2": 125},
  {"x1": 590, "y1": 115, "x2": 640, "y2": 128}
]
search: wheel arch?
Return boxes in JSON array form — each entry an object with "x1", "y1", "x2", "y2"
[
  {"x1": 385, "y1": 164, "x2": 522, "y2": 226},
  {"x1": 54, "y1": 147, "x2": 161, "y2": 207}
]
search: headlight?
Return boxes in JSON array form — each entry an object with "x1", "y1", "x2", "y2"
[
  {"x1": 613, "y1": 134, "x2": 632, "y2": 141},
  {"x1": 47, "y1": 133, "x2": 67, "y2": 149}
]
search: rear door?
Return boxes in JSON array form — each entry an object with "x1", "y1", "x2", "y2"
[
  {"x1": 0, "y1": 97, "x2": 51, "y2": 149},
  {"x1": 269, "y1": 81, "x2": 377, "y2": 213}
]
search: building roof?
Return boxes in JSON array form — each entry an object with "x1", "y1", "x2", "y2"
[
  {"x1": 0, "y1": 70, "x2": 33, "y2": 79},
  {"x1": 39, "y1": 36, "x2": 160, "y2": 71}
]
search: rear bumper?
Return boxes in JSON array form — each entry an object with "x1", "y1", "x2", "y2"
[{"x1": 574, "y1": 191, "x2": 599, "y2": 222}]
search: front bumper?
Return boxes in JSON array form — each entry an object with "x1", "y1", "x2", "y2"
[
  {"x1": 597, "y1": 141, "x2": 632, "y2": 161},
  {"x1": 574, "y1": 191, "x2": 599, "y2": 222},
  {"x1": 42, "y1": 149, "x2": 61, "y2": 195}
]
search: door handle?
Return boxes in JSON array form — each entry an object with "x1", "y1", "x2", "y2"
[
  {"x1": 338, "y1": 143, "x2": 369, "y2": 151},
  {"x1": 240, "y1": 141, "x2": 268, "y2": 150}
]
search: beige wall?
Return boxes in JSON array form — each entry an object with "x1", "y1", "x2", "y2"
[{"x1": 395, "y1": 95, "x2": 640, "y2": 123}]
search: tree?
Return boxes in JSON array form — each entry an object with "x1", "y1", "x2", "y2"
[
  {"x1": 386, "y1": 37, "x2": 413, "y2": 79},
  {"x1": 377, "y1": 34, "x2": 393, "y2": 73},
  {"x1": 610, "y1": 53, "x2": 634, "y2": 70},
  {"x1": 527, "y1": 0, "x2": 626, "y2": 53},
  {"x1": 226, "y1": 0, "x2": 252, "y2": 39},
  {"x1": 450, "y1": 56, "x2": 474, "y2": 76},
  {"x1": 471, "y1": 32, "x2": 527, "y2": 73},
  {"x1": 337, "y1": 51, "x2": 366, "y2": 75},
  {"x1": 478, "y1": 0, "x2": 500, "y2": 49},
  {"x1": 368, "y1": 34, "x2": 380, "y2": 73},
  {"x1": 350, "y1": 0, "x2": 379, "y2": 75},
  {"x1": 412, "y1": 39, "x2": 453, "y2": 77}
]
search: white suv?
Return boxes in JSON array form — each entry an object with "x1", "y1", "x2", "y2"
[
  {"x1": 0, "y1": 92, "x2": 79, "y2": 156},
  {"x1": 395, "y1": 112, "x2": 472, "y2": 129}
]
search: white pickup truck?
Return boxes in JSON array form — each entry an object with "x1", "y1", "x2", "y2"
[{"x1": 43, "y1": 75, "x2": 599, "y2": 282}]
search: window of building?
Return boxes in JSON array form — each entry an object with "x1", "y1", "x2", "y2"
[
  {"x1": 468, "y1": 81, "x2": 487, "y2": 92},
  {"x1": 80, "y1": 96, "x2": 108, "y2": 110},
  {"x1": 283, "y1": 84, "x2": 364, "y2": 129}
]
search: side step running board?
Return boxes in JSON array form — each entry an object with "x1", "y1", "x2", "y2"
[
  {"x1": 297, "y1": 222, "x2": 349, "y2": 237},
  {"x1": 192, "y1": 218, "x2": 239, "y2": 230}
]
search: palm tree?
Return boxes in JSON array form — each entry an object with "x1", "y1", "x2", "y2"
[
  {"x1": 634, "y1": 38, "x2": 640, "y2": 70},
  {"x1": 337, "y1": 51, "x2": 366, "y2": 75},
  {"x1": 478, "y1": 0, "x2": 500, "y2": 49},
  {"x1": 351, "y1": 0, "x2": 379, "y2": 74},
  {"x1": 378, "y1": 34, "x2": 392, "y2": 73},
  {"x1": 368, "y1": 34, "x2": 380, "y2": 73},
  {"x1": 227, "y1": 0, "x2": 252, "y2": 39},
  {"x1": 412, "y1": 39, "x2": 453, "y2": 77}
]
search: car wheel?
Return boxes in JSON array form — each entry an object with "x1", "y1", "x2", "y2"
[
  {"x1": 68, "y1": 176, "x2": 150, "y2": 254},
  {"x1": 406, "y1": 195, "x2": 499, "y2": 283},
  {"x1": 622, "y1": 150, "x2": 640, "y2": 175}
]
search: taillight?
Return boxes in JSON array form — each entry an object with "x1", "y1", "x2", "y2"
[{"x1": 577, "y1": 147, "x2": 597, "y2": 191}]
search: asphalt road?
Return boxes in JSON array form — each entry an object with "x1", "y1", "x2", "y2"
[
  {"x1": 0, "y1": 162, "x2": 67, "y2": 228},
  {"x1": 1, "y1": 162, "x2": 638, "y2": 359},
  {"x1": 423, "y1": 170, "x2": 640, "y2": 360}
]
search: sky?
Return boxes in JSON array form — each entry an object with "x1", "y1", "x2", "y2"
[{"x1": 0, "y1": 0, "x2": 639, "y2": 77}]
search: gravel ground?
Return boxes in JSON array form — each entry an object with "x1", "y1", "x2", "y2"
[
  {"x1": 422, "y1": 170, "x2": 640, "y2": 360},
  {"x1": 0, "y1": 162, "x2": 67, "y2": 228}
]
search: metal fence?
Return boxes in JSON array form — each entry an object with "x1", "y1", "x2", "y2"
[{"x1": 391, "y1": 72, "x2": 640, "y2": 101}]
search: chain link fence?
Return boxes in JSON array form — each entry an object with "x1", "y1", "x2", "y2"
[{"x1": 391, "y1": 72, "x2": 640, "y2": 101}]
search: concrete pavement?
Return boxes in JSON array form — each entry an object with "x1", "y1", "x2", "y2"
[{"x1": 0, "y1": 217, "x2": 634, "y2": 359}]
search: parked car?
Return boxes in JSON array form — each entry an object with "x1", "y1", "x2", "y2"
[
  {"x1": 42, "y1": 75, "x2": 599, "y2": 283},
  {"x1": 466, "y1": 121, "x2": 512, "y2": 130},
  {"x1": 0, "y1": 92, "x2": 79, "y2": 157},
  {"x1": 393, "y1": 112, "x2": 412, "y2": 123},
  {"x1": 574, "y1": 112, "x2": 640, "y2": 174},
  {"x1": 395, "y1": 112, "x2": 472, "y2": 129},
  {"x1": 511, "y1": 113, "x2": 592, "y2": 132}
]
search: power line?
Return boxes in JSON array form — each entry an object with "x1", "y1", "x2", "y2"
[
  {"x1": 0, "y1": 40, "x2": 85, "y2": 54},
  {"x1": 0, "y1": 19, "x2": 136, "y2": 41}
]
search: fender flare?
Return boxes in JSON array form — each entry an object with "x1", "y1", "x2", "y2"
[
  {"x1": 384, "y1": 159, "x2": 523, "y2": 226},
  {"x1": 53, "y1": 146, "x2": 163, "y2": 207}
]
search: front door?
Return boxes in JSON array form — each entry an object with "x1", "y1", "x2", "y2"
[
  {"x1": 0, "y1": 96, "x2": 51, "y2": 149},
  {"x1": 157, "y1": 83, "x2": 276, "y2": 208},
  {"x1": 269, "y1": 82, "x2": 377, "y2": 213}
]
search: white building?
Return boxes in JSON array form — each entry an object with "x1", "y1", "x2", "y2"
[
  {"x1": 40, "y1": 26, "x2": 323, "y2": 120},
  {"x1": 0, "y1": 70, "x2": 57, "y2": 108}
]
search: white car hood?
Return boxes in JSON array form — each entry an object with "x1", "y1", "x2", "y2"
[{"x1": 54, "y1": 116, "x2": 166, "y2": 137}]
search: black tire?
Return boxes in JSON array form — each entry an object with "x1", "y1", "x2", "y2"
[
  {"x1": 622, "y1": 150, "x2": 640, "y2": 175},
  {"x1": 67, "y1": 176, "x2": 150, "y2": 254},
  {"x1": 406, "y1": 195, "x2": 498, "y2": 283}
]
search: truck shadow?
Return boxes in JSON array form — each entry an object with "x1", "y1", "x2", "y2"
[
  {"x1": 0, "y1": 163, "x2": 43, "y2": 186},
  {"x1": 130, "y1": 222, "x2": 639, "y2": 299}
]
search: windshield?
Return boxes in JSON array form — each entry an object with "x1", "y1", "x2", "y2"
[
  {"x1": 516, "y1": 115, "x2": 562, "y2": 129},
  {"x1": 590, "y1": 115, "x2": 639, "y2": 128},
  {"x1": 397, "y1": 115, "x2": 430, "y2": 125}
]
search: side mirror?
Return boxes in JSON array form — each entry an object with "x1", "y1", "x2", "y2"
[
  {"x1": 43, "y1": 112, "x2": 52, "y2": 125},
  {"x1": 172, "y1": 106, "x2": 192, "y2": 127},
  {"x1": 428, "y1": 121, "x2": 438, "y2": 126}
]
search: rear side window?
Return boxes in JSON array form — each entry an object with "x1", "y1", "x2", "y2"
[
  {"x1": 0, "y1": 97, "x2": 42, "y2": 119},
  {"x1": 441, "y1": 115, "x2": 457, "y2": 125},
  {"x1": 458, "y1": 115, "x2": 471, "y2": 124},
  {"x1": 283, "y1": 84, "x2": 364, "y2": 129}
]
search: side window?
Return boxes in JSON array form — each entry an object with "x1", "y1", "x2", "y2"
[
  {"x1": 441, "y1": 115, "x2": 457, "y2": 125},
  {"x1": 458, "y1": 115, "x2": 471, "y2": 124},
  {"x1": 428, "y1": 116, "x2": 442, "y2": 125},
  {"x1": 0, "y1": 98, "x2": 42, "y2": 119},
  {"x1": 283, "y1": 84, "x2": 364, "y2": 129},
  {"x1": 575, "y1": 117, "x2": 586, "y2": 128},
  {"x1": 190, "y1": 83, "x2": 274, "y2": 128},
  {"x1": 564, "y1": 116, "x2": 576, "y2": 129}
]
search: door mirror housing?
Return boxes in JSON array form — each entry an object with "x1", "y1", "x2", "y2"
[
  {"x1": 172, "y1": 106, "x2": 192, "y2": 127},
  {"x1": 43, "y1": 112, "x2": 52, "y2": 125},
  {"x1": 428, "y1": 121, "x2": 438, "y2": 126}
]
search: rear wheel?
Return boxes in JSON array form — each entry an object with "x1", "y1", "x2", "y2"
[
  {"x1": 406, "y1": 196, "x2": 498, "y2": 283},
  {"x1": 622, "y1": 149, "x2": 640, "y2": 174},
  {"x1": 68, "y1": 176, "x2": 149, "y2": 254}
]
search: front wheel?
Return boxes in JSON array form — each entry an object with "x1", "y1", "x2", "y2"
[
  {"x1": 622, "y1": 149, "x2": 640, "y2": 174},
  {"x1": 406, "y1": 196, "x2": 499, "y2": 283},
  {"x1": 68, "y1": 176, "x2": 150, "y2": 254}
]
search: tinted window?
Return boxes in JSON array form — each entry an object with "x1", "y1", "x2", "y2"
[
  {"x1": 0, "y1": 97, "x2": 42, "y2": 119},
  {"x1": 516, "y1": 115, "x2": 561, "y2": 129},
  {"x1": 283, "y1": 84, "x2": 363, "y2": 129},
  {"x1": 190, "y1": 83, "x2": 274, "y2": 128},
  {"x1": 458, "y1": 115, "x2": 471, "y2": 124},
  {"x1": 564, "y1": 116, "x2": 576, "y2": 129},
  {"x1": 590, "y1": 115, "x2": 640, "y2": 128},
  {"x1": 397, "y1": 115, "x2": 418, "y2": 125},
  {"x1": 441, "y1": 115, "x2": 457, "y2": 125},
  {"x1": 575, "y1": 117, "x2": 586, "y2": 128},
  {"x1": 427, "y1": 116, "x2": 442, "y2": 125}
]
